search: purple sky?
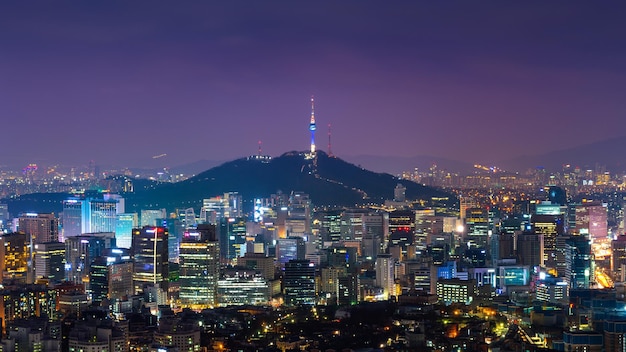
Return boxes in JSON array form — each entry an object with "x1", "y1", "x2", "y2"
[{"x1": 1, "y1": 1, "x2": 625, "y2": 170}]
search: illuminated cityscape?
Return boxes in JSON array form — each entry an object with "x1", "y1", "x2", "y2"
[{"x1": 1, "y1": 2, "x2": 626, "y2": 351}]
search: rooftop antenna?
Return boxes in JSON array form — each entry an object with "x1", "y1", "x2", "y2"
[{"x1": 258, "y1": 140, "x2": 262, "y2": 156}]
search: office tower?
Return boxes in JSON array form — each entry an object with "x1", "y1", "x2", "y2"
[
  {"x1": 459, "y1": 196, "x2": 478, "y2": 221},
  {"x1": 612, "y1": 235, "x2": 626, "y2": 281},
  {"x1": 492, "y1": 232, "x2": 515, "y2": 261},
  {"x1": 276, "y1": 237, "x2": 305, "y2": 267},
  {"x1": 217, "y1": 270, "x2": 271, "y2": 306},
  {"x1": 375, "y1": 254, "x2": 396, "y2": 299},
  {"x1": 140, "y1": 209, "x2": 166, "y2": 227},
  {"x1": 340, "y1": 209, "x2": 366, "y2": 242},
  {"x1": 535, "y1": 273, "x2": 568, "y2": 304},
  {"x1": 33, "y1": 242, "x2": 65, "y2": 282},
  {"x1": 201, "y1": 192, "x2": 243, "y2": 224},
  {"x1": 89, "y1": 256, "x2": 110, "y2": 305},
  {"x1": 414, "y1": 209, "x2": 437, "y2": 248},
  {"x1": 320, "y1": 266, "x2": 347, "y2": 298},
  {"x1": 131, "y1": 226, "x2": 169, "y2": 294},
  {"x1": 61, "y1": 198, "x2": 83, "y2": 240},
  {"x1": 218, "y1": 217, "x2": 246, "y2": 262},
  {"x1": 239, "y1": 253, "x2": 275, "y2": 280},
  {"x1": 531, "y1": 213, "x2": 564, "y2": 269},
  {"x1": 179, "y1": 224, "x2": 220, "y2": 308},
  {"x1": 516, "y1": 232, "x2": 544, "y2": 268},
  {"x1": 362, "y1": 213, "x2": 385, "y2": 259},
  {"x1": 309, "y1": 96, "x2": 316, "y2": 154},
  {"x1": 327, "y1": 246, "x2": 358, "y2": 269},
  {"x1": 18, "y1": 213, "x2": 59, "y2": 243},
  {"x1": 83, "y1": 197, "x2": 121, "y2": 234},
  {"x1": 465, "y1": 207, "x2": 490, "y2": 248},
  {"x1": 159, "y1": 217, "x2": 183, "y2": 263},
  {"x1": 286, "y1": 192, "x2": 311, "y2": 237},
  {"x1": 388, "y1": 210, "x2": 415, "y2": 236},
  {"x1": 65, "y1": 233, "x2": 112, "y2": 284},
  {"x1": 89, "y1": 250, "x2": 132, "y2": 305},
  {"x1": 115, "y1": 213, "x2": 138, "y2": 249},
  {"x1": 108, "y1": 260, "x2": 133, "y2": 301},
  {"x1": 565, "y1": 235, "x2": 594, "y2": 289},
  {"x1": 0, "y1": 286, "x2": 58, "y2": 333},
  {"x1": 436, "y1": 278, "x2": 477, "y2": 305},
  {"x1": 0, "y1": 204, "x2": 9, "y2": 231},
  {"x1": 573, "y1": 202, "x2": 608, "y2": 240},
  {"x1": 0, "y1": 233, "x2": 30, "y2": 284},
  {"x1": 284, "y1": 259, "x2": 316, "y2": 305},
  {"x1": 320, "y1": 267, "x2": 358, "y2": 305},
  {"x1": 62, "y1": 195, "x2": 124, "y2": 240}
]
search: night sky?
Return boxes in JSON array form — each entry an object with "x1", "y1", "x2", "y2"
[{"x1": 1, "y1": 2, "x2": 625, "y2": 170}]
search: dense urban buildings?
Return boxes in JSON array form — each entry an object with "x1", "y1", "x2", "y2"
[{"x1": 2, "y1": 145, "x2": 626, "y2": 351}]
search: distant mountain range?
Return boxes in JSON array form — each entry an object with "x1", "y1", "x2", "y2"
[
  {"x1": 3, "y1": 151, "x2": 454, "y2": 215},
  {"x1": 342, "y1": 155, "x2": 475, "y2": 175},
  {"x1": 344, "y1": 136, "x2": 626, "y2": 175},
  {"x1": 498, "y1": 136, "x2": 626, "y2": 172}
]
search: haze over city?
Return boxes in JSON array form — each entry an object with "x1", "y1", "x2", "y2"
[{"x1": 2, "y1": 1, "x2": 626, "y2": 171}]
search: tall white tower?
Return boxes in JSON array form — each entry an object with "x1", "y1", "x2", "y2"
[{"x1": 309, "y1": 96, "x2": 316, "y2": 154}]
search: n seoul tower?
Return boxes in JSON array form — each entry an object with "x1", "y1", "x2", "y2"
[{"x1": 309, "y1": 96, "x2": 317, "y2": 154}]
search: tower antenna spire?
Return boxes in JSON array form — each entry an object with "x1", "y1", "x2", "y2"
[
  {"x1": 258, "y1": 140, "x2": 262, "y2": 156},
  {"x1": 309, "y1": 95, "x2": 317, "y2": 154}
]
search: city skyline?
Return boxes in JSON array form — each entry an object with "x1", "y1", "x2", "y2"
[{"x1": 1, "y1": 2, "x2": 625, "y2": 170}]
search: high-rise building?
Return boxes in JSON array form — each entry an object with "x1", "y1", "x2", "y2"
[
  {"x1": 0, "y1": 204, "x2": 9, "y2": 231},
  {"x1": 18, "y1": 213, "x2": 59, "y2": 243},
  {"x1": 286, "y1": 192, "x2": 312, "y2": 238},
  {"x1": 108, "y1": 260, "x2": 133, "y2": 302},
  {"x1": 218, "y1": 217, "x2": 247, "y2": 262},
  {"x1": 217, "y1": 270, "x2": 271, "y2": 306},
  {"x1": 0, "y1": 233, "x2": 30, "y2": 284},
  {"x1": 115, "y1": 213, "x2": 138, "y2": 249},
  {"x1": 284, "y1": 259, "x2": 316, "y2": 305},
  {"x1": 436, "y1": 278, "x2": 477, "y2": 305},
  {"x1": 565, "y1": 235, "x2": 594, "y2": 289},
  {"x1": 83, "y1": 197, "x2": 121, "y2": 234},
  {"x1": 239, "y1": 252, "x2": 275, "y2": 280},
  {"x1": 201, "y1": 192, "x2": 243, "y2": 224},
  {"x1": 573, "y1": 202, "x2": 608, "y2": 240},
  {"x1": 65, "y1": 233, "x2": 113, "y2": 284},
  {"x1": 0, "y1": 285, "x2": 58, "y2": 333},
  {"x1": 317, "y1": 210, "x2": 342, "y2": 243},
  {"x1": 140, "y1": 209, "x2": 167, "y2": 227},
  {"x1": 531, "y1": 213, "x2": 564, "y2": 269},
  {"x1": 131, "y1": 226, "x2": 169, "y2": 294},
  {"x1": 375, "y1": 254, "x2": 396, "y2": 299},
  {"x1": 89, "y1": 250, "x2": 132, "y2": 305},
  {"x1": 276, "y1": 237, "x2": 305, "y2": 267},
  {"x1": 612, "y1": 235, "x2": 626, "y2": 281},
  {"x1": 179, "y1": 224, "x2": 220, "y2": 308},
  {"x1": 61, "y1": 198, "x2": 83, "y2": 240},
  {"x1": 465, "y1": 207, "x2": 490, "y2": 248},
  {"x1": 61, "y1": 195, "x2": 124, "y2": 241},
  {"x1": 33, "y1": 241, "x2": 65, "y2": 282},
  {"x1": 516, "y1": 232, "x2": 544, "y2": 268}
]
